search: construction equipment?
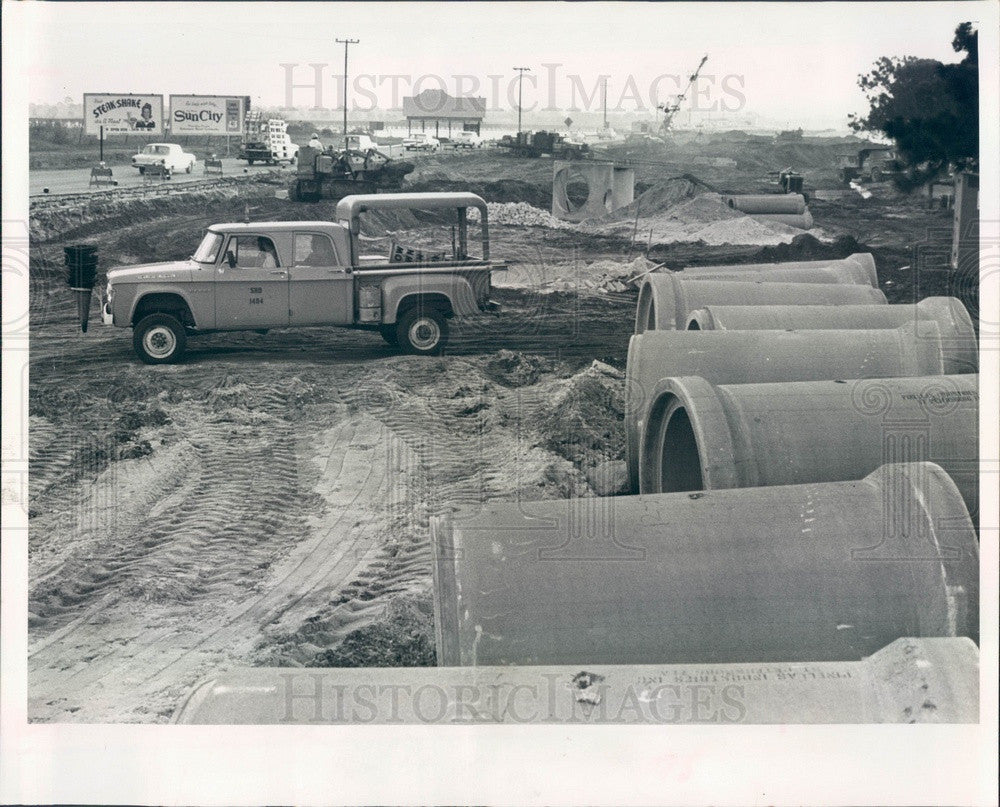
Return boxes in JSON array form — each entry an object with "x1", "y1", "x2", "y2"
[
  {"x1": 498, "y1": 130, "x2": 590, "y2": 159},
  {"x1": 658, "y1": 54, "x2": 708, "y2": 132},
  {"x1": 838, "y1": 145, "x2": 899, "y2": 184},
  {"x1": 239, "y1": 112, "x2": 299, "y2": 165},
  {"x1": 289, "y1": 141, "x2": 414, "y2": 202}
]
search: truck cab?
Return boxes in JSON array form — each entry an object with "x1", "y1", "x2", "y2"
[{"x1": 102, "y1": 192, "x2": 505, "y2": 363}]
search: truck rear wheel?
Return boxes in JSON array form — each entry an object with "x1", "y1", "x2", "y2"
[
  {"x1": 133, "y1": 313, "x2": 187, "y2": 364},
  {"x1": 396, "y1": 307, "x2": 448, "y2": 355}
]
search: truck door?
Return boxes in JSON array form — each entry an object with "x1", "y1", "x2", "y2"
[
  {"x1": 214, "y1": 234, "x2": 290, "y2": 329},
  {"x1": 288, "y1": 232, "x2": 354, "y2": 326}
]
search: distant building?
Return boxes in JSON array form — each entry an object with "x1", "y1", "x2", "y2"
[{"x1": 402, "y1": 89, "x2": 486, "y2": 137}]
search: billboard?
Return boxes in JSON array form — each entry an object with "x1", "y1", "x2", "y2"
[
  {"x1": 169, "y1": 95, "x2": 246, "y2": 135},
  {"x1": 84, "y1": 94, "x2": 164, "y2": 135}
]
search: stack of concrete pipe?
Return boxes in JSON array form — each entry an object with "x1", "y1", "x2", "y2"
[
  {"x1": 724, "y1": 193, "x2": 814, "y2": 229},
  {"x1": 176, "y1": 251, "x2": 982, "y2": 724},
  {"x1": 428, "y1": 250, "x2": 980, "y2": 708}
]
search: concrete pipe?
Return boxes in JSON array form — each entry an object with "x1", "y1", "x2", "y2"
[
  {"x1": 749, "y1": 211, "x2": 814, "y2": 229},
  {"x1": 623, "y1": 322, "x2": 975, "y2": 493},
  {"x1": 692, "y1": 252, "x2": 875, "y2": 275},
  {"x1": 686, "y1": 298, "x2": 978, "y2": 372},
  {"x1": 173, "y1": 637, "x2": 979, "y2": 724},
  {"x1": 638, "y1": 374, "x2": 979, "y2": 518},
  {"x1": 432, "y1": 463, "x2": 978, "y2": 666},
  {"x1": 635, "y1": 274, "x2": 888, "y2": 333},
  {"x1": 725, "y1": 194, "x2": 807, "y2": 214},
  {"x1": 674, "y1": 258, "x2": 875, "y2": 287}
]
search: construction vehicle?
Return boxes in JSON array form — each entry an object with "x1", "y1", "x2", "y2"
[
  {"x1": 498, "y1": 130, "x2": 590, "y2": 159},
  {"x1": 658, "y1": 54, "x2": 709, "y2": 132},
  {"x1": 289, "y1": 140, "x2": 414, "y2": 202},
  {"x1": 838, "y1": 146, "x2": 899, "y2": 184},
  {"x1": 239, "y1": 112, "x2": 299, "y2": 165}
]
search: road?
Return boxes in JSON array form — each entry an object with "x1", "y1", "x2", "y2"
[{"x1": 29, "y1": 158, "x2": 289, "y2": 196}]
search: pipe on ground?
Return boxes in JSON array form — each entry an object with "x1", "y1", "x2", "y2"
[
  {"x1": 674, "y1": 257, "x2": 874, "y2": 287},
  {"x1": 624, "y1": 323, "x2": 977, "y2": 493},
  {"x1": 638, "y1": 374, "x2": 979, "y2": 519},
  {"x1": 635, "y1": 274, "x2": 887, "y2": 333},
  {"x1": 725, "y1": 194, "x2": 807, "y2": 214},
  {"x1": 688, "y1": 296, "x2": 972, "y2": 337},
  {"x1": 751, "y1": 211, "x2": 814, "y2": 229},
  {"x1": 172, "y1": 638, "x2": 980, "y2": 724},
  {"x1": 692, "y1": 253, "x2": 877, "y2": 275},
  {"x1": 432, "y1": 463, "x2": 978, "y2": 666}
]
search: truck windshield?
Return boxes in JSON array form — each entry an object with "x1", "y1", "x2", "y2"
[{"x1": 193, "y1": 231, "x2": 223, "y2": 263}]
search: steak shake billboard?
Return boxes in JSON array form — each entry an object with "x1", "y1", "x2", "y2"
[
  {"x1": 169, "y1": 95, "x2": 246, "y2": 135},
  {"x1": 84, "y1": 94, "x2": 164, "y2": 135}
]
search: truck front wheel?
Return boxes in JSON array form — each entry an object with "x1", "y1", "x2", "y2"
[
  {"x1": 133, "y1": 313, "x2": 187, "y2": 364},
  {"x1": 396, "y1": 307, "x2": 448, "y2": 355}
]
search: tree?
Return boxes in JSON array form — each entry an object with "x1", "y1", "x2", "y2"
[{"x1": 850, "y1": 23, "x2": 977, "y2": 189}]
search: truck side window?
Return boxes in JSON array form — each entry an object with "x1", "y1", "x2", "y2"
[
  {"x1": 231, "y1": 235, "x2": 280, "y2": 269},
  {"x1": 295, "y1": 234, "x2": 338, "y2": 266}
]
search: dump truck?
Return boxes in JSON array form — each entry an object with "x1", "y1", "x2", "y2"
[
  {"x1": 100, "y1": 192, "x2": 505, "y2": 363},
  {"x1": 838, "y1": 146, "x2": 899, "y2": 184}
]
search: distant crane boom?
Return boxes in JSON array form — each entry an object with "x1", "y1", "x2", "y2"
[{"x1": 659, "y1": 54, "x2": 709, "y2": 131}]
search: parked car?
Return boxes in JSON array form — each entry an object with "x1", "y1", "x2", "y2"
[
  {"x1": 452, "y1": 131, "x2": 484, "y2": 149},
  {"x1": 402, "y1": 133, "x2": 440, "y2": 152},
  {"x1": 131, "y1": 143, "x2": 197, "y2": 174}
]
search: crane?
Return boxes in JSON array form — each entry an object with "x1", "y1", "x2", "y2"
[{"x1": 658, "y1": 54, "x2": 709, "y2": 132}]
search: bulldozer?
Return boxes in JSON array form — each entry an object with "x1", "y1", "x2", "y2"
[{"x1": 289, "y1": 144, "x2": 414, "y2": 202}]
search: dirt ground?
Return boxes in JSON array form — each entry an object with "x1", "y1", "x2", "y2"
[{"x1": 26, "y1": 141, "x2": 969, "y2": 722}]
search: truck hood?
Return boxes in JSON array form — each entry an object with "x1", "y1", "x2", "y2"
[{"x1": 107, "y1": 260, "x2": 197, "y2": 283}]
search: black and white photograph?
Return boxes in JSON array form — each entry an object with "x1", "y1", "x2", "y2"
[{"x1": 1, "y1": 1, "x2": 997, "y2": 804}]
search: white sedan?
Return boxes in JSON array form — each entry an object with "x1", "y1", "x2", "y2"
[
  {"x1": 131, "y1": 143, "x2": 197, "y2": 174},
  {"x1": 402, "y1": 133, "x2": 440, "y2": 152}
]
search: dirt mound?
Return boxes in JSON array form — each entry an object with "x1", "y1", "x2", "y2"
[
  {"x1": 468, "y1": 201, "x2": 574, "y2": 229},
  {"x1": 482, "y1": 350, "x2": 555, "y2": 386},
  {"x1": 747, "y1": 232, "x2": 865, "y2": 263},
  {"x1": 536, "y1": 360, "x2": 626, "y2": 470},
  {"x1": 609, "y1": 176, "x2": 712, "y2": 221}
]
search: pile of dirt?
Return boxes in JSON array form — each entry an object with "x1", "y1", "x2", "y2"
[
  {"x1": 467, "y1": 201, "x2": 575, "y2": 229},
  {"x1": 607, "y1": 176, "x2": 712, "y2": 221},
  {"x1": 540, "y1": 255, "x2": 655, "y2": 293},
  {"x1": 481, "y1": 350, "x2": 555, "y2": 387}
]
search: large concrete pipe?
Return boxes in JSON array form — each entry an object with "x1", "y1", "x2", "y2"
[
  {"x1": 623, "y1": 323, "x2": 976, "y2": 493},
  {"x1": 675, "y1": 256, "x2": 875, "y2": 287},
  {"x1": 635, "y1": 273, "x2": 888, "y2": 333},
  {"x1": 751, "y1": 211, "x2": 814, "y2": 229},
  {"x1": 638, "y1": 374, "x2": 979, "y2": 518},
  {"x1": 725, "y1": 194, "x2": 807, "y2": 214},
  {"x1": 692, "y1": 252, "x2": 875, "y2": 275},
  {"x1": 173, "y1": 637, "x2": 979, "y2": 724},
  {"x1": 432, "y1": 463, "x2": 978, "y2": 667},
  {"x1": 689, "y1": 295, "x2": 969, "y2": 331}
]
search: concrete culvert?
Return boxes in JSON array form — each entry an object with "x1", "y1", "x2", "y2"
[
  {"x1": 725, "y1": 193, "x2": 807, "y2": 214},
  {"x1": 173, "y1": 637, "x2": 980, "y2": 724},
  {"x1": 681, "y1": 253, "x2": 876, "y2": 286},
  {"x1": 634, "y1": 273, "x2": 887, "y2": 332},
  {"x1": 623, "y1": 322, "x2": 975, "y2": 493},
  {"x1": 638, "y1": 374, "x2": 979, "y2": 518},
  {"x1": 431, "y1": 462, "x2": 979, "y2": 666},
  {"x1": 686, "y1": 298, "x2": 977, "y2": 372}
]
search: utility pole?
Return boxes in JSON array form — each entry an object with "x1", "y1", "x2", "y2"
[
  {"x1": 336, "y1": 37, "x2": 359, "y2": 140},
  {"x1": 513, "y1": 67, "x2": 530, "y2": 134},
  {"x1": 602, "y1": 77, "x2": 609, "y2": 130}
]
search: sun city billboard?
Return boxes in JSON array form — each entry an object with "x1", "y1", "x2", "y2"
[
  {"x1": 84, "y1": 94, "x2": 164, "y2": 135},
  {"x1": 169, "y1": 95, "x2": 247, "y2": 135}
]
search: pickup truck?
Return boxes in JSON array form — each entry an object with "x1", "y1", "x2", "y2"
[{"x1": 101, "y1": 192, "x2": 506, "y2": 363}]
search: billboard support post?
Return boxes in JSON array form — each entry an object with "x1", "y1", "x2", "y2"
[{"x1": 99, "y1": 125, "x2": 104, "y2": 162}]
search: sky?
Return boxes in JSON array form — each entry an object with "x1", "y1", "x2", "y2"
[{"x1": 23, "y1": 1, "x2": 986, "y2": 128}]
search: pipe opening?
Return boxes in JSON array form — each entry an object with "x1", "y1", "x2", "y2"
[
  {"x1": 686, "y1": 319, "x2": 701, "y2": 330},
  {"x1": 659, "y1": 403, "x2": 704, "y2": 493}
]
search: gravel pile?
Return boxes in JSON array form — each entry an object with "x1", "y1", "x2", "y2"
[{"x1": 468, "y1": 201, "x2": 577, "y2": 229}]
